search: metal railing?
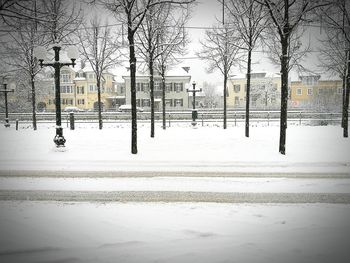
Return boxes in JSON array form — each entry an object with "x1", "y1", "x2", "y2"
[{"x1": 1, "y1": 109, "x2": 346, "y2": 126}]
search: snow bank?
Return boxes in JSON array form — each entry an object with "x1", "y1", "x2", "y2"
[{"x1": 0, "y1": 124, "x2": 349, "y2": 173}]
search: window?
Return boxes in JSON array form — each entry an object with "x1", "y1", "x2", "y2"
[
  {"x1": 174, "y1": 99, "x2": 183, "y2": 107},
  {"x1": 89, "y1": 84, "x2": 97, "y2": 92},
  {"x1": 77, "y1": 99, "x2": 85, "y2": 105},
  {"x1": 338, "y1": 87, "x2": 343, "y2": 94},
  {"x1": 154, "y1": 82, "x2": 160, "y2": 91},
  {"x1": 136, "y1": 99, "x2": 141, "y2": 107},
  {"x1": 77, "y1": 86, "x2": 85, "y2": 94},
  {"x1": 296, "y1": 88, "x2": 302, "y2": 95},
  {"x1": 62, "y1": 99, "x2": 73, "y2": 105},
  {"x1": 307, "y1": 88, "x2": 313, "y2": 96},
  {"x1": 61, "y1": 72, "x2": 71, "y2": 83},
  {"x1": 142, "y1": 83, "x2": 149, "y2": 91},
  {"x1": 165, "y1": 99, "x2": 173, "y2": 106},
  {"x1": 137, "y1": 83, "x2": 149, "y2": 92},
  {"x1": 234, "y1": 96, "x2": 240, "y2": 106},
  {"x1": 234, "y1": 85, "x2": 240, "y2": 93},
  {"x1": 174, "y1": 83, "x2": 183, "y2": 92},
  {"x1": 136, "y1": 83, "x2": 141, "y2": 92},
  {"x1": 165, "y1": 83, "x2": 173, "y2": 92},
  {"x1": 88, "y1": 73, "x2": 95, "y2": 80},
  {"x1": 61, "y1": 85, "x2": 73, "y2": 93},
  {"x1": 271, "y1": 95, "x2": 276, "y2": 104},
  {"x1": 142, "y1": 99, "x2": 150, "y2": 107}
]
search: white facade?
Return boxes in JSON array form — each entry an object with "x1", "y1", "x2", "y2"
[{"x1": 122, "y1": 73, "x2": 192, "y2": 111}]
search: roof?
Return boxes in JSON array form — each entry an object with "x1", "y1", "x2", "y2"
[{"x1": 121, "y1": 65, "x2": 192, "y2": 79}]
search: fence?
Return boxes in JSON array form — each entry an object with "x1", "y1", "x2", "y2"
[{"x1": 0, "y1": 110, "x2": 346, "y2": 127}]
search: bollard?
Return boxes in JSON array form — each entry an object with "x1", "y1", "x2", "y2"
[
  {"x1": 299, "y1": 112, "x2": 302, "y2": 126},
  {"x1": 168, "y1": 113, "x2": 171, "y2": 127},
  {"x1": 69, "y1": 112, "x2": 75, "y2": 130},
  {"x1": 234, "y1": 112, "x2": 237, "y2": 127},
  {"x1": 267, "y1": 112, "x2": 270, "y2": 126},
  {"x1": 16, "y1": 119, "x2": 19, "y2": 130},
  {"x1": 202, "y1": 113, "x2": 204, "y2": 126}
]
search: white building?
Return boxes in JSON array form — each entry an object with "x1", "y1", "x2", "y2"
[{"x1": 122, "y1": 68, "x2": 192, "y2": 111}]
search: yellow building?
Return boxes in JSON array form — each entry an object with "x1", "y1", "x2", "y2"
[
  {"x1": 290, "y1": 75, "x2": 343, "y2": 109},
  {"x1": 227, "y1": 73, "x2": 281, "y2": 109},
  {"x1": 38, "y1": 66, "x2": 117, "y2": 112}
]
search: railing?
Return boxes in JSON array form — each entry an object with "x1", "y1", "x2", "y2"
[{"x1": 0, "y1": 110, "x2": 347, "y2": 126}]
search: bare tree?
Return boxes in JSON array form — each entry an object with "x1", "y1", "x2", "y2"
[
  {"x1": 0, "y1": 0, "x2": 46, "y2": 23},
  {"x1": 256, "y1": 0, "x2": 328, "y2": 155},
  {"x1": 224, "y1": 0, "x2": 267, "y2": 137},
  {"x1": 38, "y1": 0, "x2": 82, "y2": 44},
  {"x1": 90, "y1": 0, "x2": 195, "y2": 154},
  {"x1": 155, "y1": 11, "x2": 189, "y2": 130},
  {"x1": 78, "y1": 16, "x2": 121, "y2": 129},
  {"x1": 137, "y1": 2, "x2": 190, "y2": 136},
  {"x1": 4, "y1": 20, "x2": 43, "y2": 129},
  {"x1": 201, "y1": 82, "x2": 220, "y2": 108},
  {"x1": 1, "y1": 0, "x2": 47, "y2": 130},
  {"x1": 317, "y1": 0, "x2": 350, "y2": 137},
  {"x1": 197, "y1": 22, "x2": 242, "y2": 129},
  {"x1": 2, "y1": 0, "x2": 82, "y2": 130}
]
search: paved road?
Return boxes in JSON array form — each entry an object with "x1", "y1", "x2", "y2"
[
  {"x1": 1, "y1": 169, "x2": 350, "y2": 178},
  {"x1": 1, "y1": 190, "x2": 350, "y2": 204}
]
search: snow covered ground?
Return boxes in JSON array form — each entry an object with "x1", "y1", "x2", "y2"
[
  {"x1": 0, "y1": 122, "x2": 349, "y2": 174},
  {"x1": 0, "y1": 201, "x2": 349, "y2": 263},
  {"x1": 0, "y1": 123, "x2": 349, "y2": 262}
]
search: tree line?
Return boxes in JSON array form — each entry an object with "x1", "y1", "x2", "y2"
[{"x1": 0, "y1": 0, "x2": 349, "y2": 156}]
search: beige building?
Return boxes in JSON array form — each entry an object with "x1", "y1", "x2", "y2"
[
  {"x1": 37, "y1": 66, "x2": 117, "y2": 112},
  {"x1": 227, "y1": 73, "x2": 281, "y2": 109},
  {"x1": 290, "y1": 75, "x2": 343, "y2": 109}
]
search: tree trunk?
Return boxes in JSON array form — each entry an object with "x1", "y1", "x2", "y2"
[
  {"x1": 31, "y1": 76, "x2": 37, "y2": 130},
  {"x1": 341, "y1": 66, "x2": 346, "y2": 128},
  {"x1": 128, "y1": 27, "x2": 137, "y2": 154},
  {"x1": 279, "y1": 36, "x2": 289, "y2": 155},
  {"x1": 97, "y1": 78, "x2": 103, "y2": 130},
  {"x1": 344, "y1": 49, "x2": 350, "y2": 138},
  {"x1": 223, "y1": 74, "x2": 227, "y2": 129},
  {"x1": 245, "y1": 49, "x2": 252, "y2": 137},
  {"x1": 161, "y1": 71, "x2": 166, "y2": 130},
  {"x1": 149, "y1": 58, "x2": 155, "y2": 138}
]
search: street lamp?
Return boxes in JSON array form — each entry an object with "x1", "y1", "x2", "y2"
[
  {"x1": 0, "y1": 77, "x2": 15, "y2": 127},
  {"x1": 186, "y1": 81, "x2": 202, "y2": 127},
  {"x1": 34, "y1": 44, "x2": 79, "y2": 147}
]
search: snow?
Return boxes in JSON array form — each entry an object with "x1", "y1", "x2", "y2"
[
  {"x1": 0, "y1": 123, "x2": 349, "y2": 174},
  {"x1": 1, "y1": 177, "x2": 350, "y2": 193},
  {"x1": 0, "y1": 201, "x2": 349, "y2": 263},
  {"x1": 0, "y1": 123, "x2": 350, "y2": 262}
]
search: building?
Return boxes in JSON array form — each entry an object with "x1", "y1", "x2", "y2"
[
  {"x1": 290, "y1": 75, "x2": 343, "y2": 110},
  {"x1": 227, "y1": 72, "x2": 281, "y2": 109},
  {"x1": 37, "y1": 66, "x2": 117, "y2": 112},
  {"x1": 122, "y1": 69, "x2": 192, "y2": 111}
]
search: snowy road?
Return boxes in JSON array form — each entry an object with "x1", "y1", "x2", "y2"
[{"x1": 1, "y1": 177, "x2": 349, "y2": 203}]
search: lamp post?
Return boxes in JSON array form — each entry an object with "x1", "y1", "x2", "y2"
[
  {"x1": 187, "y1": 81, "x2": 202, "y2": 127},
  {"x1": 34, "y1": 44, "x2": 78, "y2": 147},
  {"x1": 0, "y1": 78, "x2": 15, "y2": 127}
]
